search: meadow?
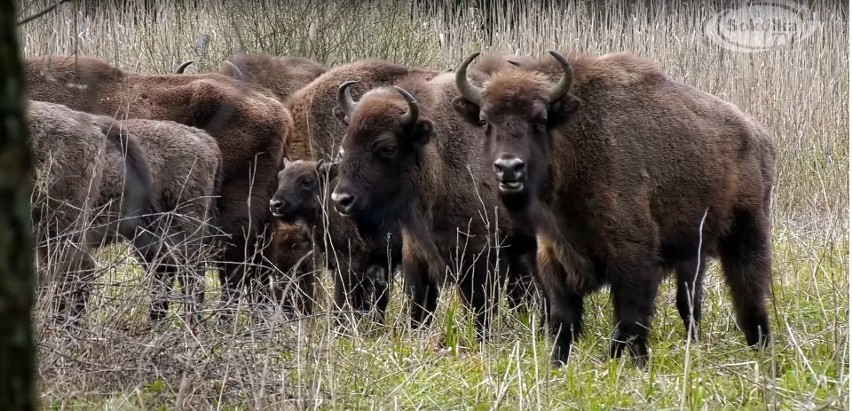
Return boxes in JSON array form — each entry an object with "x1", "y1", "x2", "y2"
[{"x1": 18, "y1": 0, "x2": 848, "y2": 409}]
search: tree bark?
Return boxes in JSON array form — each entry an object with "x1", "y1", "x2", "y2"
[{"x1": 0, "y1": 0, "x2": 38, "y2": 409}]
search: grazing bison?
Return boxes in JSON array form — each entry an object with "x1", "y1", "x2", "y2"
[
  {"x1": 454, "y1": 51, "x2": 776, "y2": 367},
  {"x1": 94, "y1": 115, "x2": 224, "y2": 327},
  {"x1": 330, "y1": 73, "x2": 543, "y2": 338},
  {"x1": 25, "y1": 55, "x2": 295, "y2": 324},
  {"x1": 270, "y1": 159, "x2": 402, "y2": 323},
  {"x1": 28, "y1": 101, "x2": 158, "y2": 330},
  {"x1": 286, "y1": 59, "x2": 440, "y2": 161}
]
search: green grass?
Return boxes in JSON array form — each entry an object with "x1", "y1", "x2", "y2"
[{"x1": 20, "y1": 0, "x2": 847, "y2": 409}]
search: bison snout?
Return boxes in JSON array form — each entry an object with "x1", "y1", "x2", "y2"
[
  {"x1": 269, "y1": 198, "x2": 285, "y2": 214},
  {"x1": 331, "y1": 189, "x2": 358, "y2": 216},
  {"x1": 493, "y1": 156, "x2": 526, "y2": 193}
]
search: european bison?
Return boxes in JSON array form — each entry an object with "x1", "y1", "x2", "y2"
[
  {"x1": 270, "y1": 158, "x2": 401, "y2": 323},
  {"x1": 176, "y1": 54, "x2": 327, "y2": 106},
  {"x1": 286, "y1": 59, "x2": 439, "y2": 161},
  {"x1": 93, "y1": 115, "x2": 224, "y2": 327},
  {"x1": 25, "y1": 55, "x2": 294, "y2": 325},
  {"x1": 28, "y1": 101, "x2": 157, "y2": 330},
  {"x1": 329, "y1": 72, "x2": 543, "y2": 338},
  {"x1": 454, "y1": 51, "x2": 776, "y2": 367}
]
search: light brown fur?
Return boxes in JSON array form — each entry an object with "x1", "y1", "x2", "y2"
[{"x1": 218, "y1": 53, "x2": 327, "y2": 105}]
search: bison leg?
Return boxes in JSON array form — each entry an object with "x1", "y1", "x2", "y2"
[
  {"x1": 149, "y1": 265, "x2": 178, "y2": 327},
  {"x1": 457, "y1": 256, "x2": 500, "y2": 341},
  {"x1": 216, "y1": 259, "x2": 245, "y2": 327},
  {"x1": 719, "y1": 210, "x2": 772, "y2": 348},
  {"x1": 366, "y1": 264, "x2": 390, "y2": 324},
  {"x1": 506, "y1": 251, "x2": 547, "y2": 325},
  {"x1": 538, "y1": 257, "x2": 584, "y2": 366},
  {"x1": 56, "y1": 245, "x2": 98, "y2": 333},
  {"x1": 403, "y1": 254, "x2": 439, "y2": 330},
  {"x1": 675, "y1": 256, "x2": 706, "y2": 342},
  {"x1": 608, "y1": 263, "x2": 661, "y2": 369}
]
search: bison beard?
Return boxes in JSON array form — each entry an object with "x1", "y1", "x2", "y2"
[{"x1": 454, "y1": 50, "x2": 775, "y2": 368}]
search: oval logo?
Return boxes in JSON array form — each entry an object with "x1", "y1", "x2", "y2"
[{"x1": 704, "y1": 0, "x2": 820, "y2": 52}]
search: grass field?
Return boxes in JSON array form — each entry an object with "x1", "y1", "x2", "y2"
[{"x1": 18, "y1": 0, "x2": 848, "y2": 409}]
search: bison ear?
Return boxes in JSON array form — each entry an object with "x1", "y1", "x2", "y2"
[
  {"x1": 548, "y1": 93, "x2": 581, "y2": 128},
  {"x1": 452, "y1": 96, "x2": 481, "y2": 126},
  {"x1": 317, "y1": 160, "x2": 339, "y2": 182},
  {"x1": 332, "y1": 106, "x2": 350, "y2": 126},
  {"x1": 409, "y1": 119, "x2": 433, "y2": 150},
  {"x1": 282, "y1": 157, "x2": 292, "y2": 170}
]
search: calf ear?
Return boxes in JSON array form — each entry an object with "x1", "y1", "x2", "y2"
[
  {"x1": 332, "y1": 106, "x2": 349, "y2": 126},
  {"x1": 317, "y1": 160, "x2": 339, "y2": 182},
  {"x1": 282, "y1": 157, "x2": 292, "y2": 170},
  {"x1": 548, "y1": 93, "x2": 582, "y2": 128},
  {"x1": 452, "y1": 96, "x2": 481, "y2": 126}
]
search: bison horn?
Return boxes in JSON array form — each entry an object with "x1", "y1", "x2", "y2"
[
  {"x1": 393, "y1": 86, "x2": 419, "y2": 129},
  {"x1": 223, "y1": 60, "x2": 245, "y2": 81},
  {"x1": 455, "y1": 52, "x2": 484, "y2": 106},
  {"x1": 337, "y1": 80, "x2": 357, "y2": 116},
  {"x1": 176, "y1": 60, "x2": 194, "y2": 74},
  {"x1": 547, "y1": 50, "x2": 574, "y2": 103}
]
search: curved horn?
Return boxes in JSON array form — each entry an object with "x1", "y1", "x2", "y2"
[
  {"x1": 393, "y1": 86, "x2": 420, "y2": 129},
  {"x1": 506, "y1": 59, "x2": 521, "y2": 67},
  {"x1": 337, "y1": 80, "x2": 357, "y2": 115},
  {"x1": 223, "y1": 60, "x2": 245, "y2": 81},
  {"x1": 455, "y1": 52, "x2": 483, "y2": 105},
  {"x1": 547, "y1": 50, "x2": 574, "y2": 103},
  {"x1": 175, "y1": 60, "x2": 194, "y2": 74}
]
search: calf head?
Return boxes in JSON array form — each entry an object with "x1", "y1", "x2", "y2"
[
  {"x1": 270, "y1": 158, "x2": 338, "y2": 224},
  {"x1": 330, "y1": 81, "x2": 433, "y2": 235},
  {"x1": 453, "y1": 51, "x2": 581, "y2": 206}
]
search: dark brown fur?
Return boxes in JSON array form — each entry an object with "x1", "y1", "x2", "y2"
[
  {"x1": 25, "y1": 55, "x2": 294, "y2": 324},
  {"x1": 271, "y1": 159, "x2": 402, "y2": 323},
  {"x1": 268, "y1": 223, "x2": 316, "y2": 317},
  {"x1": 330, "y1": 71, "x2": 543, "y2": 337},
  {"x1": 454, "y1": 51, "x2": 776, "y2": 367},
  {"x1": 217, "y1": 53, "x2": 327, "y2": 105},
  {"x1": 286, "y1": 59, "x2": 440, "y2": 161}
]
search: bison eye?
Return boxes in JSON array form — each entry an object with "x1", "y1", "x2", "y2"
[
  {"x1": 301, "y1": 179, "x2": 313, "y2": 188},
  {"x1": 377, "y1": 144, "x2": 397, "y2": 158}
]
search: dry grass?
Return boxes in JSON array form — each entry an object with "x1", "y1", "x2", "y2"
[{"x1": 17, "y1": 0, "x2": 847, "y2": 409}]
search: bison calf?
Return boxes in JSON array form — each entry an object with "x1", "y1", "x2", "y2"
[
  {"x1": 454, "y1": 50, "x2": 776, "y2": 367},
  {"x1": 270, "y1": 159, "x2": 401, "y2": 324}
]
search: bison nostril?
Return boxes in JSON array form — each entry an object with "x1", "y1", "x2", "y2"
[
  {"x1": 269, "y1": 199, "x2": 283, "y2": 211},
  {"x1": 331, "y1": 191, "x2": 356, "y2": 213},
  {"x1": 493, "y1": 157, "x2": 526, "y2": 178}
]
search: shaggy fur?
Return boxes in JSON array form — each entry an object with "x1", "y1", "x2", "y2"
[
  {"x1": 28, "y1": 101, "x2": 158, "y2": 330},
  {"x1": 454, "y1": 51, "x2": 776, "y2": 367},
  {"x1": 93, "y1": 115, "x2": 224, "y2": 326},
  {"x1": 330, "y1": 70, "x2": 543, "y2": 337},
  {"x1": 271, "y1": 159, "x2": 402, "y2": 323},
  {"x1": 217, "y1": 53, "x2": 327, "y2": 105},
  {"x1": 24, "y1": 55, "x2": 294, "y2": 324},
  {"x1": 286, "y1": 59, "x2": 440, "y2": 161}
]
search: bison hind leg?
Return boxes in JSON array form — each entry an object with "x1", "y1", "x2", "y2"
[
  {"x1": 719, "y1": 210, "x2": 772, "y2": 348},
  {"x1": 608, "y1": 261, "x2": 662, "y2": 369},
  {"x1": 675, "y1": 256, "x2": 707, "y2": 342}
]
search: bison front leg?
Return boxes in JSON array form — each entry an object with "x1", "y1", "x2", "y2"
[
  {"x1": 608, "y1": 261, "x2": 662, "y2": 369},
  {"x1": 458, "y1": 255, "x2": 500, "y2": 341},
  {"x1": 402, "y1": 252, "x2": 439, "y2": 330},
  {"x1": 675, "y1": 256, "x2": 706, "y2": 342},
  {"x1": 365, "y1": 264, "x2": 390, "y2": 325}
]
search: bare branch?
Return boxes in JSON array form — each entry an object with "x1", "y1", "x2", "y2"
[{"x1": 17, "y1": 0, "x2": 71, "y2": 26}]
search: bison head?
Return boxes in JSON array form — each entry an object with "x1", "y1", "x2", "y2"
[
  {"x1": 330, "y1": 81, "x2": 433, "y2": 235},
  {"x1": 453, "y1": 51, "x2": 581, "y2": 205},
  {"x1": 270, "y1": 158, "x2": 338, "y2": 224}
]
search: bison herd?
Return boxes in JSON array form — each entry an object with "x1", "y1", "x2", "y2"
[{"x1": 24, "y1": 49, "x2": 775, "y2": 368}]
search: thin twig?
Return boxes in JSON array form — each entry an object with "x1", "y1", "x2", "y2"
[{"x1": 17, "y1": 0, "x2": 72, "y2": 26}]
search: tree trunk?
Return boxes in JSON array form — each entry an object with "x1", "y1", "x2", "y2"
[{"x1": 0, "y1": 0, "x2": 38, "y2": 409}]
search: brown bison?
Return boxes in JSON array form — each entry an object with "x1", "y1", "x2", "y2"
[
  {"x1": 285, "y1": 59, "x2": 440, "y2": 161},
  {"x1": 93, "y1": 115, "x2": 223, "y2": 327},
  {"x1": 454, "y1": 50, "x2": 776, "y2": 367},
  {"x1": 270, "y1": 158, "x2": 402, "y2": 323},
  {"x1": 28, "y1": 101, "x2": 158, "y2": 330},
  {"x1": 25, "y1": 55, "x2": 294, "y2": 324},
  {"x1": 329, "y1": 73, "x2": 543, "y2": 338},
  {"x1": 267, "y1": 223, "x2": 315, "y2": 317},
  {"x1": 176, "y1": 54, "x2": 327, "y2": 105}
]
